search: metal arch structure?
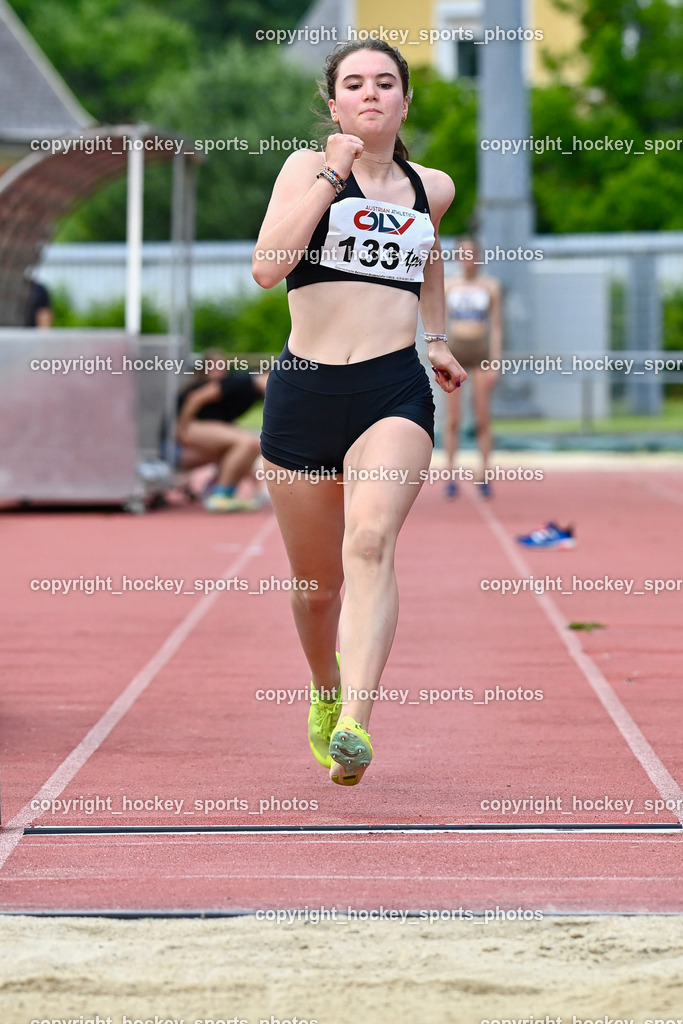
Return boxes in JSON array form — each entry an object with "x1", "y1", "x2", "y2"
[
  {"x1": 0, "y1": 123, "x2": 199, "y2": 344},
  {"x1": 0, "y1": 125, "x2": 200, "y2": 509},
  {"x1": 0, "y1": 5, "x2": 202, "y2": 508}
]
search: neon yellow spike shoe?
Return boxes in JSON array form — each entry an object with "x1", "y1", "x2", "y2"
[
  {"x1": 308, "y1": 653, "x2": 342, "y2": 769},
  {"x1": 329, "y1": 716, "x2": 373, "y2": 787}
]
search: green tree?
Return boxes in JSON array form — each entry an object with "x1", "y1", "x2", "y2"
[
  {"x1": 8, "y1": 0, "x2": 313, "y2": 63},
  {"x1": 9, "y1": 0, "x2": 682, "y2": 238},
  {"x1": 532, "y1": 85, "x2": 683, "y2": 232},
  {"x1": 9, "y1": 0, "x2": 196, "y2": 122},
  {"x1": 553, "y1": 0, "x2": 683, "y2": 132},
  {"x1": 406, "y1": 69, "x2": 478, "y2": 236},
  {"x1": 530, "y1": 0, "x2": 683, "y2": 231},
  {"x1": 409, "y1": 3, "x2": 683, "y2": 235},
  {"x1": 55, "y1": 39, "x2": 319, "y2": 241},
  {"x1": 147, "y1": 39, "x2": 319, "y2": 239},
  {"x1": 144, "y1": 0, "x2": 312, "y2": 49}
]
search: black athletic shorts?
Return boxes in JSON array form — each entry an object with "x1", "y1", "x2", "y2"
[{"x1": 260, "y1": 342, "x2": 435, "y2": 473}]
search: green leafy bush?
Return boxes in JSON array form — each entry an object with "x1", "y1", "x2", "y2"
[
  {"x1": 51, "y1": 290, "x2": 167, "y2": 333},
  {"x1": 51, "y1": 285, "x2": 290, "y2": 353},
  {"x1": 193, "y1": 287, "x2": 290, "y2": 353}
]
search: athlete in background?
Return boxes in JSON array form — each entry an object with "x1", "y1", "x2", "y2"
[
  {"x1": 175, "y1": 356, "x2": 268, "y2": 512},
  {"x1": 443, "y1": 238, "x2": 502, "y2": 498}
]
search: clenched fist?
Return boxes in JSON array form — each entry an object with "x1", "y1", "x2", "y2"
[{"x1": 324, "y1": 133, "x2": 365, "y2": 179}]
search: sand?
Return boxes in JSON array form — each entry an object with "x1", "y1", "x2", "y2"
[{"x1": 2, "y1": 914, "x2": 683, "y2": 1024}]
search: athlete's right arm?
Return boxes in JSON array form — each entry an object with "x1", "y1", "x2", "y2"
[
  {"x1": 251, "y1": 151, "x2": 333, "y2": 289},
  {"x1": 252, "y1": 136, "x2": 363, "y2": 289}
]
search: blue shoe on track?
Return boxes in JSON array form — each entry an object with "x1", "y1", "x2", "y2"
[{"x1": 517, "y1": 522, "x2": 575, "y2": 550}]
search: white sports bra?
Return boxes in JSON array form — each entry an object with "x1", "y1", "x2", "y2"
[{"x1": 447, "y1": 285, "x2": 491, "y2": 321}]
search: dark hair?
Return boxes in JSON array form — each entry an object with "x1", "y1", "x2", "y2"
[{"x1": 318, "y1": 39, "x2": 412, "y2": 160}]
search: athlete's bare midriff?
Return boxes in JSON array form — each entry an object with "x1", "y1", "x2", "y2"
[
  {"x1": 449, "y1": 315, "x2": 488, "y2": 344},
  {"x1": 445, "y1": 279, "x2": 496, "y2": 346},
  {"x1": 287, "y1": 279, "x2": 419, "y2": 363}
]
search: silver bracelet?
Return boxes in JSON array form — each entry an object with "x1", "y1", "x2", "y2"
[
  {"x1": 316, "y1": 168, "x2": 345, "y2": 195},
  {"x1": 423, "y1": 333, "x2": 448, "y2": 343}
]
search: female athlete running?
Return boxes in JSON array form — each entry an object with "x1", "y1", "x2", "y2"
[{"x1": 252, "y1": 39, "x2": 465, "y2": 785}]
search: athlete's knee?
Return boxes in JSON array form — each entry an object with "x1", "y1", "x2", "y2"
[
  {"x1": 239, "y1": 434, "x2": 261, "y2": 458},
  {"x1": 343, "y1": 522, "x2": 392, "y2": 567},
  {"x1": 292, "y1": 581, "x2": 341, "y2": 613}
]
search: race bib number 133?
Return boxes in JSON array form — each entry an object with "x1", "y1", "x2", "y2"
[{"x1": 320, "y1": 197, "x2": 435, "y2": 283}]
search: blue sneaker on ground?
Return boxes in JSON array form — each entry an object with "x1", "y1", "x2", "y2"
[
  {"x1": 517, "y1": 522, "x2": 575, "y2": 549},
  {"x1": 444, "y1": 481, "x2": 459, "y2": 499}
]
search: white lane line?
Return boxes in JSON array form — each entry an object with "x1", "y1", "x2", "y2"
[
  {"x1": 474, "y1": 498, "x2": 683, "y2": 827},
  {"x1": 0, "y1": 516, "x2": 277, "y2": 871},
  {"x1": 642, "y1": 478, "x2": 683, "y2": 506},
  {"x1": 21, "y1": 826, "x2": 683, "y2": 836},
  {"x1": 11, "y1": 836, "x2": 683, "y2": 847},
  {"x1": 2, "y1": 873, "x2": 681, "y2": 883}
]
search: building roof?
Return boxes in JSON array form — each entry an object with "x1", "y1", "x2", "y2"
[
  {"x1": 0, "y1": 0, "x2": 93, "y2": 142},
  {"x1": 286, "y1": 0, "x2": 350, "y2": 71},
  {"x1": 0, "y1": 125, "x2": 199, "y2": 325}
]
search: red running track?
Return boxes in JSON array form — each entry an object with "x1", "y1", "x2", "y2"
[{"x1": 1, "y1": 463, "x2": 682, "y2": 913}]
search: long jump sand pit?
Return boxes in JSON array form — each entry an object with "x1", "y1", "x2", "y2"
[{"x1": 2, "y1": 914, "x2": 683, "y2": 1024}]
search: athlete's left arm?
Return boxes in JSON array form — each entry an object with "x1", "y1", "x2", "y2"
[{"x1": 415, "y1": 166, "x2": 466, "y2": 393}]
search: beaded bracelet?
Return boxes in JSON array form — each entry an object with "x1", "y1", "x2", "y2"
[
  {"x1": 423, "y1": 333, "x2": 448, "y2": 343},
  {"x1": 316, "y1": 166, "x2": 346, "y2": 195},
  {"x1": 325, "y1": 165, "x2": 346, "y2": 187}
]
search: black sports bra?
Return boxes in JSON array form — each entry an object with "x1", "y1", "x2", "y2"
[{"x1": 286, "y1": 154, "x2": 435, "y2": 297}]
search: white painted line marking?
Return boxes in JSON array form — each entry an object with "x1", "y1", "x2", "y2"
[
  {"x1": 474, "y1": 497, "x2": 683, "y2": 826},
  {"x1": 643, "y1": 479, "x2": 683, "y2": 505},
  {"x1": 14, "y1": 836, "x2": 683, "y2": 848},
  {"x1": 0, "y1": 516, "x2": 277, "y2": 872},
  {"x1": 3, "y1": 872, "x2": 681, "y2": 883}
]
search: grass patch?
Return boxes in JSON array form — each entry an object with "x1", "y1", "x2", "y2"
[{"x1": 495, "y1": 398, "x2": 683, "y2": 435}]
